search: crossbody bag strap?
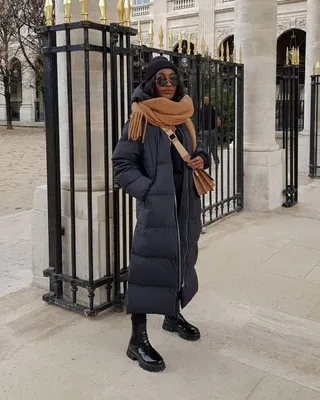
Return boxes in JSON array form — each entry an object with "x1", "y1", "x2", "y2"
[{"x1": 162, "y1": 127, "x2": 191, "y2": 163}]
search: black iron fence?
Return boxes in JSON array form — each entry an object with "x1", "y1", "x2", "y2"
[
  {"x1": 309, "y1": 74, "x2": 320, "y2": 178},
  {"x1": 41, "y1": 21, "x2": 244, "y2": 316},
  {"x1": 279, "y1": 65, "x2": 300, "y2": 207},
  {"x1": 275, "y1": 99, "x2": 304, "y2": 132}
]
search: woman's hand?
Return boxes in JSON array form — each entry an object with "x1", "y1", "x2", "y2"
[{"x1": 187, "y1": 156, "x2": 205, "y2": 170}]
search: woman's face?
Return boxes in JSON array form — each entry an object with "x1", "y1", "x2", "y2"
[{"x1": 155, "y1": 69, "x2": 179, "y2": 100}]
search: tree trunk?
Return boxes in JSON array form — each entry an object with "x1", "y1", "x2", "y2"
[{"x1": 4, "y1": 76, "x2": 13, "y2": 130}]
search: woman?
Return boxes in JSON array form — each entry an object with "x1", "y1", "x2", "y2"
[{"x1": 112, "y1": 56, "x2": 210, "y2": 373}]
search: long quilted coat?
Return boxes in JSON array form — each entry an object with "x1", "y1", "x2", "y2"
[{"x1": 112, "y1": 86, "x2": 210, "y2": 316}]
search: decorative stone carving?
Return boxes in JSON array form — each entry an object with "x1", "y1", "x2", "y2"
[
  {"x1": 215, "y1": 27, "x2": 234, "y2": 45},
  {"x1": 277, "y1": 17, "x2": 306, "y2": 37}
]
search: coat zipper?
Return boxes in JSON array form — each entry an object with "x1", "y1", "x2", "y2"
[
  {"x1": 174, "y1": 192, "x2": 182, "y2": 293},
  {"x1": 182, "y1": 166, "x2": 190, "y2": 290}
]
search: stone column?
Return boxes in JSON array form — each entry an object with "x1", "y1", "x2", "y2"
[
  {"x1": 234, "y1": 0, "x2": 284, "y2": 211},
  {"x1": 32, "y1": 0, "x2": 121, "y2": 303},
  {"x1": 20, "y1": 66, "x2": 35, "y2": 122},
  {"x1": 198, "y1": 0, "x2": 215, "y2": 54},
  {"x1": 152, "y1": 0, "x2": 167, "y2": 49}
]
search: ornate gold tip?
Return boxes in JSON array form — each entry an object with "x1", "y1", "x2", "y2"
[
  {"x1": 226, "y1": 42, "x2": 230, "y2": 62},
  {"x1": 213, "y1": 41, "x2": 218, "y2": 60},
  {"x1": 178, "y1": 32, "x2": 183, "y2": 54},
  {"x1": 286, "y1": 47, "x2": 289, "y2": 65},
  {"x1": 315, "y1": 61, "x2": 320, "y2": 75},
  {"x1": 117, "y1": 0, "x2": 125, "y2": 26},
  {"x1": 239, "y1": 46, "x2": 243, "y2": 64},
  {"x1": 124, "y1": 0, "x2": 132, "y2": 27},
  {"x1": 99, "y1": 0, "x2": 107, "y2": 24},
  {"x1": 79, "y1": 0, "x2": 88, "y2": 21},
  {"x1": 149, "y1": 20, "x2": 154, "y2": 47},
  {"x1": 159, "y1": 25, "x2": 164, "y2": 49},
  {"x1": 233, "y1": 47, "x2": 236, "y2": 63},
  {"x1": 63, "y1": 0, "x2": 72, "y2": 23},
  {"x1": 44, "y1": 0, "x2": 54, "y2": 26},
  {"x1": 137, "y1": 21, "x2": 142, "y2": 46},
  {"x1": 201, "y1": 37, "x2": 205, "y2": 57},
  {"x1": 187, "y1": 32, "x2": 191, "y2": 56},
  {"x1": 194, "y1": 35, "x2": 198, "y2": 56},
  {"x1": 220, "y1": 43, "x2": 224, "y2": 61},
  {"x1": 168, "y1": 28, "x2": 173, "y2": 51}
]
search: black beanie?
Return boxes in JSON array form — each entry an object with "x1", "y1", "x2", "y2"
[{"x1": 145, "y1": 56, "x2": 179, "y2": 82}]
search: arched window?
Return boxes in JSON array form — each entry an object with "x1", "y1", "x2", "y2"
[{"x1": 9, "y1": 58, "x2": 22, "y2": 121}]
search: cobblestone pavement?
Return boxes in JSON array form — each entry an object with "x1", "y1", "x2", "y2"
[{"x1": 0, "y1": 127, "x2": 46, "y2": 216}]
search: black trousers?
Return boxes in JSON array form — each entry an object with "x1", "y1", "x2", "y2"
[{"x1": 131, "y1": 300, "x2": 180, "y2": 326}]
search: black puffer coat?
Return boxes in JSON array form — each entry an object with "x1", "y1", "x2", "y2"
[{"x1": 112, "y1": 86, "x2": 210, "y2": 316}]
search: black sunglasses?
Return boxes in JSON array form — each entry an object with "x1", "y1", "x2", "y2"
[{"x1": 156, "y1": 75, "x2": 179, "y2": 87}]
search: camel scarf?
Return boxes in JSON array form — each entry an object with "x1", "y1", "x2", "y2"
[{"x1": 128, "y1": 95, "x2": 197, "y2": 151}]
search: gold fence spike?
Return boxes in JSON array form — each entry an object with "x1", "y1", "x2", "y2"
[
  {"x1": 44, "y1": 0, "x2": 54, "y2": 26},
  {"x1": 201, "y1": 37, "x2": 205, "y2": 57},
  {"x1": 137, "y1": 21, "x2": 142, "y2": 45},
  {"x1": 239, "y1": 45, "x2": 243, "y2": 63},
  {"x1": 149, "y1": 20, "x2": 154, "y2": 47},
  {"x1": 159, "y1": 25, "x2": 164, "y2": 49},
  {"x1": 233, "y1": 47, "x2": 236, "y2": 63},
  {"x1": 187, "y1": 32, "x2": 191, "y2": 55},
  {"x1": 194, "y1": 35, "x2": 198, "y2": 55},
  {"x1": 315, "y1": 61, "x2": 320, "y2": 75},
  {"x1": 292, "y1": 47, "x2": 296, "y2": 65},
  {"x1": 286, "y1": 47, "x2": 289, "y2": 65},
  {"x1": 117, "y1": 0, "x2": 125, "y2": 25},
  {"x1": 226, "y1": 42, "x2": 230, "y2": 62},
  {"x1": 220, "y1": 43, "x2": 224, "y2": 61},
  {"x1": 124, "y1": 0, "x2": 131, "y2": 27},
  {"x1": 63, "y1": 0, "x2": 72, "y2": 23},
  {"x1": 214, "y1": 41, "x2": 218, "y2": 60},
  {"x1": 99, "y1": 0, "x2": 107, "y2": 24},
  {"x1": 79, "y1": 0, "x2": 88, "y2": 21},
  {"x1": 297, "y1": 47, "x2": 300, "y2": 65},
  {"x1": 168, "y1": 28, "x2": 173, "y2": 51},
  {"x1": 178, "y1": 32, "x2": 183, "y2": 54}
]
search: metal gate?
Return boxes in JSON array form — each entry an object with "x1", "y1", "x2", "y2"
[
  {"x1": 41, "y1": 19, "x2": 244, "y2": 316},
  {"x1": 279, "y1": 64, "x2": 300, "y2": 207},
  {"x1": 309, "y1": 73, "x2": 320, "y2": 178}
]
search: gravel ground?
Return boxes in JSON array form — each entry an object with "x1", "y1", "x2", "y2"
[{"x1": 0, "y1": 127, "x2": 47, "y2": 216}]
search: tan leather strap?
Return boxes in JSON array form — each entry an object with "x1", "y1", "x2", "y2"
[{"x1": 162, "y1": 128, "x2": 191, "y2": 163}]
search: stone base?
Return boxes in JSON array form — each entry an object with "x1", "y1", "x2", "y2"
[
  {"x1": 32, "y1": 185, "x2": 112, "y2": 306},
  {"x1": 244, "y1": 149, "x2": 285, "y2": 211}
]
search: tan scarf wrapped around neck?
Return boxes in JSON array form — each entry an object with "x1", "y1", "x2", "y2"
[{"x1": 128, "y1": 95, "x2": 197, "y2": 151}]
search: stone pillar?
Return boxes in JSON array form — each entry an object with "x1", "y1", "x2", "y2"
[
  {"x1": 152, "y1": 0, "x2": 167, "y2": 49},
  {"x1": 32, "y1": 1, "x2": 121, "y2": 302},
  {"x1": 198, "y1": 0, "x2": 215, "y2": 54},
  {"x1": 300, "y1": 0, "x2": 320, "y2": 173},
  {"x1": 234, "y1": 0, "x2": 284, "y2": 211},
  {"x1": 20, "y1": 66, "x2": 35, "y2": 122}
]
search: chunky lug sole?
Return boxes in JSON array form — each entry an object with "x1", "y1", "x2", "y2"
[
  {"x1": 126, "y1": 345, "x2": 166, "y2": 373},
  {"x1": 162, "y1": 320, "x2": 201, "y2": 342}
]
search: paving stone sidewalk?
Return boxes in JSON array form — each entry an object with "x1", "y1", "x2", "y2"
[{"x1": 1, "y1": 179, "x2": 320, "y2": 399}]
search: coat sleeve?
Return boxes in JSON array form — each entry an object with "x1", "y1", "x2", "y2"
[
  {"x1": 193, "y1": 147, "x2": 211, "y2": 170},
  {"x1": 112, "y1": 123, "x2": 153, "y2": 201}
]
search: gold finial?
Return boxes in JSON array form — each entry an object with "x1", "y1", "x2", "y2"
[
  {"x1": 315, "y1": 61, "x2": 320, "y2": 75},
  {"x1": 239, "y1": 45, "x2": 243, "y2": 64},
  {"x1": 137, "y1": 21, "x2": 142, "y2": 46},
  {"x1": 178, "y1": 32, "x2": 183, "y2": 54},
  {"x1": 63, "y1": 0, "x2": 72, "y2": 23},
  {"x1": 149, "y1": 21, "x2": 154, "y2": 47},
  {"x1": 291, "y1": 47, "x2": 296, "y2": 65},
  {"x1": 194, "y1": 35, "x2": 198, "y2": 55},
  {"x1": 117, "y1": 0, "x2": 125, "y2": 26},
  {"x1": 226, "y1": 42, "x2": 230, "y2": 62},
  {"x1": 124, "y1": 0, "x2": 131, "y2": 27},
  {"x1": 214, "y1": 41, "x2": 218, "y2": 60},
  {"x1": 168, "y1": 28, "x2": 173, "y2": 51},
  {"x1": 99, "y1": 0, "x2": 107, "y2": 24},
  {"x1": 79, "y1": 0, "x2": 88, "y2": 21},
  {"x1": 297, "y1": 47, "x2": 300, "y2": 65},
  {"x1": 220, "y1": 43, "x2": 224, "y2": 61},
  {"x1": 201, "y1": 37, "x2": 205, "y2": 57},
  {"x1": 44, "y1": 0, "x2": 54, "y2": 26},
  {"x1": 159, "y1": 25, "x2": 164, "y2": 49},
  {"x1": 286, "y1": 47, "x2": 289, "y2": 65},
  {"x1": 187, "y1": 32, "x2": 191, "y2": 55},
  {"x1": 233, "y1": 47, "x2": 236, "y2": 63}
]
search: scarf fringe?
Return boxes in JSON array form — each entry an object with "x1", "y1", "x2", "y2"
[{"x1": 129, "y1": 111, "x2": 148, "y2": 143}]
